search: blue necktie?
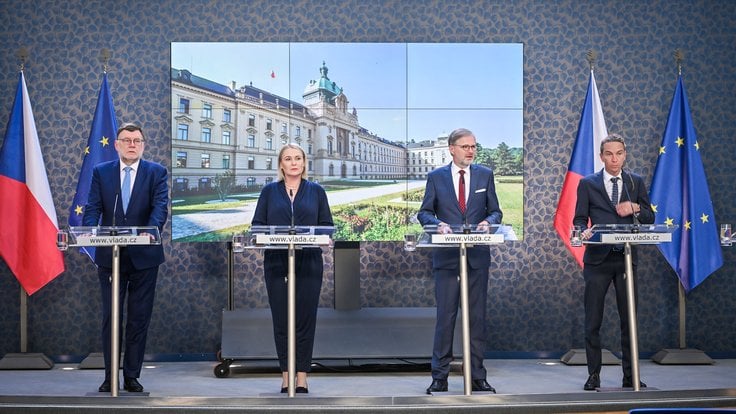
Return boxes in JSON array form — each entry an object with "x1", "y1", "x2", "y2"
[
  {"x1": 122, "y1": 166, "x2": 132, "y2": 212},
  {"x1": 610, "y1": 177, "x2": 619, "y2": 208}
]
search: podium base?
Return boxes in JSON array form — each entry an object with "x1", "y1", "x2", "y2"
[
  {"x1": 651, "y1": 348, "x2": 714, "y2": 365},
  {"x1": 78, "y1": 352, "x2": 105, "y2": 369},
  {"x1": 0, "y1": 353, "x2": 54, "y2": 370},
  {"x1": 560, "y1": 348, "x2": 621, "y2": 366},
  {"x1": 78, "y1": 352, "x2": 125, "y2": 369}
]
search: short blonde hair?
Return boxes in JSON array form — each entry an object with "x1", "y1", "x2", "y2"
[{"x1": 277, "y1": 143, "x2": 308, "y2": 181}]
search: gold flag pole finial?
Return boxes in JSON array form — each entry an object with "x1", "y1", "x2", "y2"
[
  {"x1": 674, "y1": 49, "x2": 684, "y2": 76},
  {"x1": 100, "y1": 48, "x2": 112, "y2": 73},
  {"x1": 16, "y1": 47, "x2": 29, "y2": 72},
  {"x1": 586, "y1": 50, "x2": 598, "y2": 72}
]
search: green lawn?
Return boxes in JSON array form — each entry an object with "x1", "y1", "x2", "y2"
[{"x1": 171, "y1": 176, "x2": 524, "y2": 241}]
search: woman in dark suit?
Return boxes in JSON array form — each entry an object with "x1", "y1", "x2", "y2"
[{"x1": 251, "y1": 143, "x2": 333, "y2": 393}]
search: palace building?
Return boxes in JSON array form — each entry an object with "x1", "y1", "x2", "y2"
[{"x1": 171, "y1": 62, "x2": 418, "y2": 193}]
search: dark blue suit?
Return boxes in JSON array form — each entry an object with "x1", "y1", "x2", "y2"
[
  {"x1": 251, "y1": 179, "x2": 333, "y2": 372},
  {"x1": 417, "y1": 163, "x2": 502, "y2": 380},
  {"x1": 573, "y1": 169, "x2": 654, "y2": 378},
  {"x1": 82, "y1": 159, "x2": 168, "y2": 379}
]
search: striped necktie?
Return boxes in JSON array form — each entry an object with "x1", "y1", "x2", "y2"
[{"x1": 610, "y1": 177, "x2": 619, "y2": 208}]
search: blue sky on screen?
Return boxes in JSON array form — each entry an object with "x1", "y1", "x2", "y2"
[{"x1": 171, "y1": 42, "x2": 522, "y2": 149}]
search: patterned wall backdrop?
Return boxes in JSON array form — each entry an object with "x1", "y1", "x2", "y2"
[{"x1": 0, "y1": 0, "x2": 734, "y2": 359}]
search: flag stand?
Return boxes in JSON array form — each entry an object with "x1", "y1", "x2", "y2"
[
  {"x1": 0, "y1": 287, "x2": 54, "y2": 370},
  {"x1": 650, "y1": 51, "x2": 716, "y2": 366},
  {"x1": 651, "y1": 283, "x2": 713, "y2": 365}
]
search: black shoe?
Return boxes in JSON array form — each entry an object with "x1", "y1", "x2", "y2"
[
  {"x1": 622, "y1": 376, "x2": 647, "y2": 388},
  {"x1": 123, "y1": 377, "x2": 144, "y2": 392},
  {"x1": 471, "y1": 379, "x2": 496, "y2": 393},
  {"x1": 584, "y1": 373, "x2": 600, "y2": 391},
  {"x1": 98, "y1": 379, "x2": 111, "y2": 393},
  {"x1": 295, "y1": 386, "x2": 308, "y2": 394},
  {"x1": 426, "y1": 379, "x2": 448, "y2": 394},
  {"x1": 280, "y1": 387, "x2": 288, "y2": 393}
]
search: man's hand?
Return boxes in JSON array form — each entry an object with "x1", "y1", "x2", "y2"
[{"x1": 615, "y1": 201, "x2": 639, "y2": 217}]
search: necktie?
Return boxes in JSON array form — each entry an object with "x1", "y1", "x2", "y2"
[
  {"x1": 610, "y1": 177, "x2": 619, "y2": 208},
  {"x1": 458, "y1": 170, "x2": 466, "y2": 214},
  {"x1": 122, "y1": 166, "x2": 132, "y2": 212}
]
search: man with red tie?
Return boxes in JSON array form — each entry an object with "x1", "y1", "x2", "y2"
[{"x1": 418, "y1": 128, "x2": 503, "y2": 394}]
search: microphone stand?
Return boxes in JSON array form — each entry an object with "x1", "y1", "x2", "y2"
[
  {"x1": 110, "y1": 192, "x2": 121, "y2": 396},
  {"x1": 286, "y1": 187, "x2": 296, "y2": 396}
]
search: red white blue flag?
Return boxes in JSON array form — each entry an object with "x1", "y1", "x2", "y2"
[
  {"x1": 0, "y1": 72, "x2": 65, "y2": 295},
  {"x1": 553, "y1": 70, "x2": 608, "y2": 267}
]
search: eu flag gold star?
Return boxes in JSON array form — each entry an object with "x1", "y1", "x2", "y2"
[
  {"x1": 100, "y1": 136, "x2": 109, "y2": 146},
  {"x1": 700, "y1": 213, "x2": 709, "y2": 223},
  {"x1": 675, "y1": 137, "x2": 684, "y2": 147},
  {"x1": 651, "y1": 204, "x2": 658, "y2": 213},
  {"x1": 684, "y1": 221, "x2": 691, "y2": 230},
  {"x1": 74, "y1": 205, "x2": 84, "y2": 215},
  {"x1": 659, "y1": 146, "x2": 666, "y2": 155},
  {"x1": 694, "y1": 141, "x2": 699, "y2": 150},
  {"x1": 665, "y1": 217, "x2": 674, "y2": 226},
  {"x1": 84, "y1": 146, "x2": 90, "y2": 155}
]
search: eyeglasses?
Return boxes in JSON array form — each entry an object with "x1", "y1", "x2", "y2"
[
  {"x1": 453, "y1": 144, "x2": 477, "y2": 151},
  {"x1": 119, "y1": 138, "x2": 145, "y2": 145}
]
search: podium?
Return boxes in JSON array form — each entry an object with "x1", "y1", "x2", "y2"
[
  {"x1": 229, "y1": 225, "x2": 333, "y2": 397},
  {"x1": 57, "y1": 226, "x2": 161, "y2": 397},
  {"x1": 581, "y1": 223, "x2": 676, "y2": 391},
  {"x1": 410, "y1": 223, "x2": 512, "y2": 396}
]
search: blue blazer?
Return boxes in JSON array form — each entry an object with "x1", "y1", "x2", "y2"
[
  {"x1": 82, "y1": 159, "x2": 169, "y2": 270},
  {"x1": 251, "y1": 179, "x2": 333, "y2": 275},
  {"x1": 417, "y1": 163, "x2": 503, "y2": 270},
  {"x1": 573, "y1": 169, "x2": 654, "y2": 265}
]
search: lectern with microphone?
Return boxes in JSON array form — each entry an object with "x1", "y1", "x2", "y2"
[{"x1": 57, "y1": 226, "x2": 161, "y2": 397}]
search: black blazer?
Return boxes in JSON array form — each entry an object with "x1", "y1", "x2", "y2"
[{"x1": 573, "y1": 169, "x2": 654, "y2": 265}]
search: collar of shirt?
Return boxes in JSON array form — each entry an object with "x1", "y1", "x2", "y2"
[{"x1": 120, "y1": 160, "x2": 140, "y2": 188}]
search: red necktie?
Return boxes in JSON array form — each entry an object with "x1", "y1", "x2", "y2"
[{"x1": 458, "y1": 170, "x2": 466, "y2": 214}]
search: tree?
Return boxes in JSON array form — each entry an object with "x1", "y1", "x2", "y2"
[
  {"x1": 491, "y1": 142, "x2": 515, "y2": 176},
  {"x1": 213, "y1": 170, "x2": 236, "y2": 201}
]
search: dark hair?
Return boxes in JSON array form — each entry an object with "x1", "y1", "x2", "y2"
[
  {"x1": 600, "y1": 133, "x2": 626, "y2": 154},
  {"x1": 448, "y1": 128, "x2": 475, "y2": 146},
  {"x1": 117, "y1": 122, "x2": 145, "y2": 140}
]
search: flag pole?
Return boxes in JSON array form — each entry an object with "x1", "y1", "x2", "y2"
[
  {"x1": 652, "y1": 50, "x2": 713, "y2": 365},
  {"x1": 0, "y1": 48, "x2": 54, "y2": 371},
  {"x1": 560, "y1": 50, "x2": 620, "y2": 367},
  {"x1": 78, "y1": 48, "x2": 121, "y2": 370}
]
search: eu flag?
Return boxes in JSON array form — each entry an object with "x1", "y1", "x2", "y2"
[
  {"x1": 649, "y1": 75, "x2": 723, "y2": 292},
  {"x1": 68, "y1": 73, "x2": 118, "y2": 261}
]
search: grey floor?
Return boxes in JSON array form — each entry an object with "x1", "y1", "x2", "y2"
[{"x1": 1, "y1": 358, "x2": 736, "y2": 414}]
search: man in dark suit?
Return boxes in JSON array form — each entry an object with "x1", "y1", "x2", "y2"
[
  {"x1": 573, "y1": 133, "x2": 654, "y2": 391},
  {"x1": 83, "y1": 123, "x2": 168, "y2": 393},
  {"x1": 418, "y1": 128, "x2": 503, "y2": 394}
]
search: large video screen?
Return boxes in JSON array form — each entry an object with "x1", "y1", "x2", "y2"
[{"x1": 170, "y1": 42, "x2": 523, "y2": 242}]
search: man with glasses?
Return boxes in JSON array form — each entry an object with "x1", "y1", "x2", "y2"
[
  {"x1": 418, "y1": 128, "x2": 503, "y2": 394},
  {"x1": 83, "y1": 123, "x2": 168, "y2": 393}
]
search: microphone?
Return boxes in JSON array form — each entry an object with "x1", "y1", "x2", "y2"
[
  {"x1": 289, "y1": 188, "x2": 296, "y2": 235},
  {"x1": 621, "y1": 169, "x2": 640, "y2": 231},
  {"x1": 111, "y1": 193, "x2": 119, "y2": 236}
]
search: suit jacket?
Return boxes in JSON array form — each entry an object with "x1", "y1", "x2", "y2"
[
  {"x1": 417, "y1": 163, "x2": 503, "y2": 270},
  {"x1": 251, "y1": 179, "x2": 334, "y2": 275},
  {"x1": 573, "y1": 169, "x2": 654, "y2": 265},
  {"x1": 82, "y1": 159, "x2": 169, "y2": 270}
]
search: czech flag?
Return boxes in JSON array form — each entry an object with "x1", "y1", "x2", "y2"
[
  {"x1": 553, "y1": 70, "x2": 608, "y2": 267},
  {"x1": 0, "y1": 72, "x2": 65, "y2": 295}
]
